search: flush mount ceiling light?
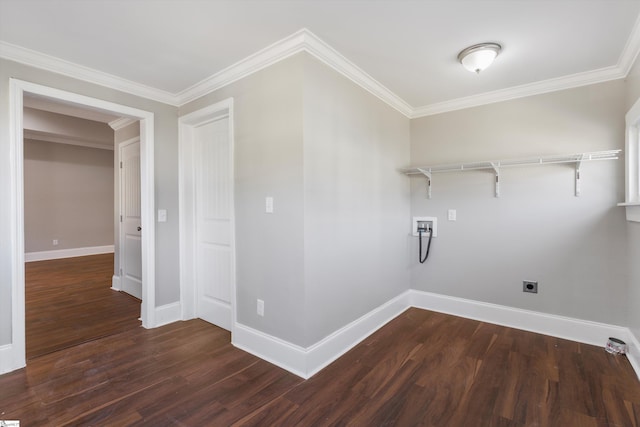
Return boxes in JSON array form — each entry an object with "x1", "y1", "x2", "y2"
[{"x1": 457, "y1": 43, "x2": 502, "y2": 74}]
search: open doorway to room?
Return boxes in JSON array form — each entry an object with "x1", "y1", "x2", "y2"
[
  {"x1": 8, "y1": 79, "x2": 156, "y2": 370},
  {"x1": 22, "y1": 95, "x2": 142, "y2": 359}
]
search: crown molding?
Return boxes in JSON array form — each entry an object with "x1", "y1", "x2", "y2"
[
  {"x1": 0, "y1": 41, "x2": 178, "y2": 106},
  {"x1": 413, "y1": 14, "x2": 640, "y2": 118},
  {"x1": 619, "y1": 13, "x2": 640, "y2": 75},
  {"x1": 301, "y1": 29, "x2": 413, "y2": 117},
  {"x1": 3, "y1": 21, "x2": 640, "y2": 119},
  {"x1": 175, "y1": 28, "x2": 413, "y2": 117},
  {"x1": 412, "y1": 65, "x2": 624, "y2": 118},
  {"x1": 175, "y1": 29, "x2": 307, "y2": 106},
  {"x1": 108, "y1": 117, "x2": 138, "y2": 131}
]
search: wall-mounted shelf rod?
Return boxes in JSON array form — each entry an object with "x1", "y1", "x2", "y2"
[{"x1": 402, "y1": 150, "x2": 621, "y2": 198}]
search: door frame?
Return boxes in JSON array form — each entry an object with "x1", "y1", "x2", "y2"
[
  {"x1": 118, "y1": 136, "x2": 142, "y2": 299},
  {"x1": 9, "y1": 79, "x2": 156, "y2": 370},
  {"x1": 178, "y1": 98, "x2": 236, "y2": 333}
]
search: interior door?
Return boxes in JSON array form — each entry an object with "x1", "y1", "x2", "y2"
[
  {"x1": 120, "y1": 138, "x2": 142, "y2": 300},
  {"x1": 193, "y1": 116, "x2": 233, "y2": 330}
]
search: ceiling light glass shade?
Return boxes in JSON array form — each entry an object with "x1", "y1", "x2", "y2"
[{"x1": 458, "y1": 43, "x2": 501, "y2": 74}]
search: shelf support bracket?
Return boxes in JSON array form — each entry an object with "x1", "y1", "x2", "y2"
[
  {"x1": 417, "y1": 168, "x2": 432, "y2": 199},
  {"x1": 575, "y1": 154, "x2": 585, "y2": 197},
  {"x1": 491, "y1": 163, "x2": 500, "y2": 198}
]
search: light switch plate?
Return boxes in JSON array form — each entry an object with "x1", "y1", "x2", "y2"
[
  {"x1": 265, "y1": 197, "x2": 274, "y2": 213},
  {"x1": 158, "y1": 209, "x2": 167, "y2": 222},
  {"x1": 448, "y1": 209, "x2": 457, "y2": 221}
]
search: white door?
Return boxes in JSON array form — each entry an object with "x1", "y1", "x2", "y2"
[
  {"x1": 120, "y1": 138, "x2": 142, "y2": 300},
  {"x1": 193, "y1": 116, "x2": 233, "y2": 329}
]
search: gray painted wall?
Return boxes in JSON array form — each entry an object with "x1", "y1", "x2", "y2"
[
  {"x1": 2, "y1": 48, "x2": 636, "y2": 353},
  {"x1": 180, "y1": 55, "x2": 307, "y2": 345},
  {"x1": 302, "y1": 56, "x2": 410, "y2": 346},
  {"x1": 628, "y1": 224, "x2": 640, "y2": 339},
  {"x1": 410, "y1": 80, "x2": 628, "y2": 326},
  {"x1": 625, "y1": 56, "x2": 640, "y2": 340},
  {"x1": 180, "y1": 53, "x2": 410, "y2": 347},
  {"x1": 23, "y1": 139, "x2": 114, "y2": 252},
  {"x1": 0, "y1": 58, "x2": 179, "y2": 346}
]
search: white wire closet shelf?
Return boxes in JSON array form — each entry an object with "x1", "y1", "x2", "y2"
[{"x1": 402, "y1": 150, "x2": 622, "y2": 198}]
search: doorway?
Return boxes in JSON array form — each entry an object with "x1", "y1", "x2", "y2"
[
  {"x1": 8, "y1": 79, "x2": 156, "y2": 371},
  {"x1": 179, "y1": 98, "x2": 236, "y2": 331}
]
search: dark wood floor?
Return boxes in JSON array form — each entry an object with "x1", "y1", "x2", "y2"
[
  {"x1": 3, "y1": 301, "x2": 640, "y2": 426},
  {"x1": 25, "y1": 253, "x2": 141, "y2": 359}
]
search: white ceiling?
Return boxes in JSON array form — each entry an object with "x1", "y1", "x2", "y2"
[{"x1": 1, "y1": 0, "x2": 640, "y2": 116}]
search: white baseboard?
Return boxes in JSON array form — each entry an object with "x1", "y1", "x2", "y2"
[
  {"x1": 111, "y1": 275, "x2": 121, "y2": 291},
  {"x1": 233, "y1": 324, "x2": 308, "y2": 378},
  {"x1": 410, "y1": 290, "x2": 639, "y2": 380},
  {"x1": 233, "y1": 289, "x2": 640, "y2": 381},
  {"x1": 233, "y1": 291, "x2": 411, "y2": 379},
  {"x1": 154, "y1": 302, "x2": 182, "y2": 328},
  {"x1": 0, "y1": 344, "x2": 24, "y2": 375},
  {"x1": 626, "y1": 328, "x2": 640, "y2": 380},
  {"x1": 0, "y1": 344, "x2": 13, "y2": 374},
  {"x1": 409, "y1": 290, "x2": 628, "y2": 348},
  {"x1": 25, "y1": 245, "x2": 114, "y2": 262},
  {"x1": 3, "y1": 285, "x2": 636, "y2": 382},
  {"x1": 305, "y1": 291, "x2": 410, "y2": 378},
  {"x1": 203, "y1": 299, "x2": 232, "y2": 331}
]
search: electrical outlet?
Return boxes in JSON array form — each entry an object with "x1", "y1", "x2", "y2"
[
  {"x1": 523, "y1": 281, "x2": 538, "y2": 293},
  {"x1": 257, "y1": 299, "x2": 264, "y2": 316},
  {"x1": 52, "y1": 239, "x2": 59, "y2": 246}
]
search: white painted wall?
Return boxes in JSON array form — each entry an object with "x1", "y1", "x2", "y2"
[
  {"x1": 302, "y1": 56, "x2": 410, "y2": 346},
  {"x1": 0, "y1": 57, "x2": 179, "y2": 346},
  {"x1": 410, "y1": 80, "x2": 628, "y2": 326}
]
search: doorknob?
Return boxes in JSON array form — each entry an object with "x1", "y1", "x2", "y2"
[{"x1": 137, "y1": 226, "x2": 142, "y2": 231}]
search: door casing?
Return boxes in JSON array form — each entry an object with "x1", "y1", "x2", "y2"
[
  {"x1": 8, "y1": 79, "x2": 156, "y2": 372},
  {"x1": 178, "y1": 98, "x2": 236, "y2": 332}
]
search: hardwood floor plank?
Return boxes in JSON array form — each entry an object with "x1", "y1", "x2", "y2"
[
  {"x1": 25, "y1": 254, "x2": 141, "y2": 359},
  {"x1": 3, "y1": 284, "x2": 640, "y2": 426},
  {"x1": 346, "y1": 359, "x2": 426, "y2": 426},
  {"x1": 231, "y1": 396, "x2": 300, "y2": 426},
  {"x1": 63, "y1": 376, "x2": 186, "y2": 426}
]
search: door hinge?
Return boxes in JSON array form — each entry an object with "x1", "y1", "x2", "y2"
[
  {"x1": 120, "y1": 161, "x2": 123, "y2": 168},
  {"x1": 120, "y1": 215, "x2": 123, "y2": 222}
]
